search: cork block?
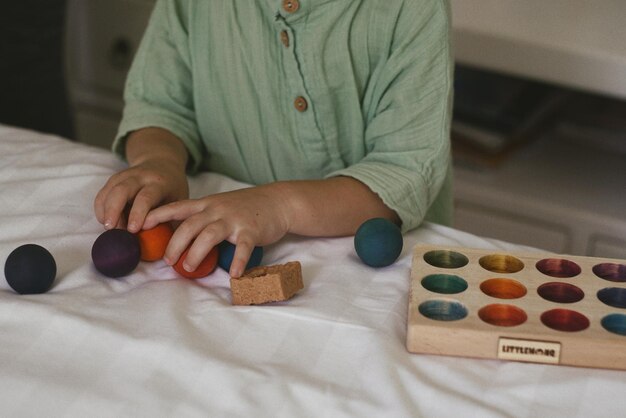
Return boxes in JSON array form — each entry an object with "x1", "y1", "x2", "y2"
[{"x1": 230, "y1": 261, "x2": 303, "y2": 305}]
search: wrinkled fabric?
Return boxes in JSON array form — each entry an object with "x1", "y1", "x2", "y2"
[{"x1": 2, "y1": 126, "x2": 624, "y2": 418}]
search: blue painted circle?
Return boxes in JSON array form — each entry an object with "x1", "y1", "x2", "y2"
[
  {"x1": 354, "y1": 218, "x2": 403, "y2": 267},
  {"x1": 418, "y1": 299, "x2": 468, "y2": 321},
  {"x1": 217, "y1": 240, "x2": 264, "y2": 272},
  {"x1": 597, "y1": 287, "x2": 626, "y2": 309},
  {"x1": 601, "y1": 313, "x2": 626, "y2": 336}
]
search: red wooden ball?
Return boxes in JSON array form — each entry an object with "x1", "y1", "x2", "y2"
[{"x1": 173, "y1": 246, "x2": 219, "y2": 279}]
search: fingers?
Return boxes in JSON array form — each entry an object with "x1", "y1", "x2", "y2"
[
  {"x1": 180, "y1": 221, "x2": 229, "y2": 272},
  {"x1": 94, "y1": 175, "x2": 139, "y2": 230},
  {"x1": 94, "y1": 167, "x2": 182, "y2": 232},
  {"x1": 143, "y1": 199, "x2": 203, "y2": 230},
  {"x1": 155, "y1": 203, "x2": 255, "y2": 276},
  {"x1": 134, "y1": 186, "x2": 288, "y2": 277},
  {"x1": 93, "y1": 186, "x2": 107, "y2": 225},
  {"x1": 229, "y1": 239, "x2": 254, "y2": 278},
  {"x1": 162, "y1": 211, "x2": 226, "y2": 269},
  {"x1": 126, "y1": 186, "x2": 165, "y2": 233}
]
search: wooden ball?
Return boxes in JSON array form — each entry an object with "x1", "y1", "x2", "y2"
[
  {"x1": 137, "y1": 223, "x2": 174, "y2": 261},
  {"x1": 354, "y1": 218, "x2": 403, "y2": 267},
  {"x1": 173, "y1": 246, "x2": 219, "y2": 279},
  {"x1": 4, "y1": 244, "x2": 56, "y2": 294},
  {"x1": 91, "y1": 229, "x2": 141, "y2": 278},
  {"x1": 217, "y1": 240, "x2": 263, "y2": 272}
]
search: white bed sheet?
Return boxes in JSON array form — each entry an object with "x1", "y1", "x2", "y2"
[{"x1": 1, "y1": 124, "x2": 624, "y2": 418}]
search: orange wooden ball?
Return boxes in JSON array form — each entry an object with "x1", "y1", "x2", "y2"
[
  {"x1": 136, "y1": 223, "x2": 174, "y2": 261},
  {"x1": 173, "y1": 246, "x2": 219, "y2": 279}
]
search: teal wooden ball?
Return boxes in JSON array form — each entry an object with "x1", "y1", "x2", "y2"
[
  {"x1": 354, "y1": 218, "x2": 403, "y2": 267},
  {"x1": 217, "y1": 240, "x2": 263, "y2": 272}
]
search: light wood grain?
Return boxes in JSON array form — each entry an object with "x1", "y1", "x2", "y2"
[{"x1": 407, "y1": 245, "x2": 626, "y2": 370}]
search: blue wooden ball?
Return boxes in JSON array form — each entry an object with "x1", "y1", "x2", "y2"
[
  {"x1": 218, "y1": 240, "x2": 263, "y2": 272},
  {"x1": 91, "y1": 229, "x2": 140, "y2": 278},
  {"x1": 354, "y1": 218, "x2": 403, "y2": 267},
  {"x1": 4, "y1": 244, "x2": 57, "y2": 294}
]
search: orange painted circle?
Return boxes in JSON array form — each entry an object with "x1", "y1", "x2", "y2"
[
  {"x1": 173, "y1": 246, "x2": 219, "y2": 279},
  {"x1": 478, "y1": 304, "x2": 527, "y2": 327},
  {"x1": 136, "y1": 223, "x2": 174, "y2": 261}
]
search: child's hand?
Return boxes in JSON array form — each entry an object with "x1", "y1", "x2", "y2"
[
  {"x1": 141, "y1": 176, "x2": 399, "y2": 278},
  {"x1": 142, "y1": 184, "x2": 292, "y2": 278},
  {"x1": 94, "y1": 128, "x2": 190, "y2": 233},
  {"x1": 94, "y1": 159, "x2": 189, "y2": 232}
]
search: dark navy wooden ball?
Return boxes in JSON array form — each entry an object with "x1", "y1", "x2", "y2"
[
  {"x1": 4, "y1": 244, "x2": 57, "y2": 294},
  {"x1": 354, "y1": 218, "x2": 403, "y2": 267},
  {"x1": 91, "y1": 229, "x2": 141, "y2": 278},
  {"x1": 217, "y1": 240, "x2": 264, "y2": 272}
]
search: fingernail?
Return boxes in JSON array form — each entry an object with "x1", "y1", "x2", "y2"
[
  {"x1": 104, "y1": 220, "x2": 113, "y2": 229},
  {"x1": 183, "y1": 262, "x2": 193, "y2": 272},
  {"x1": 128, "y1": 222, "x2": 138, "y2": 232}
]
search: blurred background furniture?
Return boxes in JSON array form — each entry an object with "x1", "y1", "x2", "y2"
[
  {"x1": 65, "y1": 0, "x2": 154, "y2": 149},
  {"x1": 449, "y1": 0, "x2": 626, "y2": 257},
  {"x1": 0, "y1": 0, "x2": 74, "y2": 138}
]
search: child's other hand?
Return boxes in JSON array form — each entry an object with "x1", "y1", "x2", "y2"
[
  {"x1": 94, "y1": 128, "x2": 189, "y2": 233},
  {"x1": 94, "y1": 159, "x2": 189, "y2": 233},
  {"x1": 141, "y1": 176, "x2": 398, "y2": 278},
  {"x1": 143, "y1": 184, "x2": 292, "y2": 278}
]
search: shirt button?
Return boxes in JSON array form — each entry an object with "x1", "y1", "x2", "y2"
[
  {"x1": 282, "y1": 0, "x2": 300, "y2": 13},
  {"x1": 294, "y1": 96, "x2": 308, "y2": 112},
  {"x1": 280, "y1": 30, "x2": 289, "y2": 48}
]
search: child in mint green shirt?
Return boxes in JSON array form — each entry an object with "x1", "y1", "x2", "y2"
[{"x1": 94, "y1": 0, "x2": 453, "y2": 277}]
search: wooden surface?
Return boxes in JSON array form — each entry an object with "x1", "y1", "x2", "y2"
[{"x1": 407, "y1": 245, "x2": 626, "y2": 370}]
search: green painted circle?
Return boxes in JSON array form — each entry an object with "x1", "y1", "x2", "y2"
[{"x1": 421, "y1": 274, "x2": 468, "y2": 294}]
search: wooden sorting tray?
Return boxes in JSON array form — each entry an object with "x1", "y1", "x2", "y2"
[{"x1": 407, "y1": 245, "x2": 626, "y2": 370}]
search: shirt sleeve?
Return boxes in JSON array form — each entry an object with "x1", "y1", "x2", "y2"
[
  {"x1": 326, "y1": 0, "x2": 453, "y2": 231},
  {"x1": 112, "y1": 0, "x2": 205, "y2": 173}
]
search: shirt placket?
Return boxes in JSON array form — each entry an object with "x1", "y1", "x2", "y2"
[{"x1": 274, "y1": 0, "x2": 329, "y2": 161}]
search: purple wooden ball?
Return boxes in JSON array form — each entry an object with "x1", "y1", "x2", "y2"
[{"x1": 91, "y1": 229, "x2": 140, "y2": 278}]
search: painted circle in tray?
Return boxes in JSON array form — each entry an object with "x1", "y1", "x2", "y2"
[
  {"x1": 418, "y1": 299, "x2": 468, "y2": 321},
  {"x1": 540, "y1": 308, "x2": 590, "y2": 332},
  {"x1": 421, "y1": 274, "x2": 468, "y2": 294},
  {"x1": 601, "y1": 313, "x2": 626, "y2": 336},
  {"x1": 480, "y1": 278, "x2": 527, "y2": 299},
  {"x1": 478, "y1": 304, "x2": 527, "y2": 327},
  {"x1": 597, "y1": 288, "x2": 626, "y2": 309},
  {"x1": 423, "y1": 250, "x2": 469, "y2": 269},
  {"x1": 537, "y1": 282, "x2": 584, "y2": 304},
  {"x1": 478, "y1": 254, "x2": 524, "y2": 274},
  {"x1": 593, "y1": 263, "x2": 626, "y2": 282},
  {"x1": 535, "y1": 258, "x2": 581, "y2": 278}
]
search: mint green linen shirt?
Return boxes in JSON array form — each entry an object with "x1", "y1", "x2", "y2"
[{"x1": 114, "y1": 0, "x2": 454, "y2": 231}]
